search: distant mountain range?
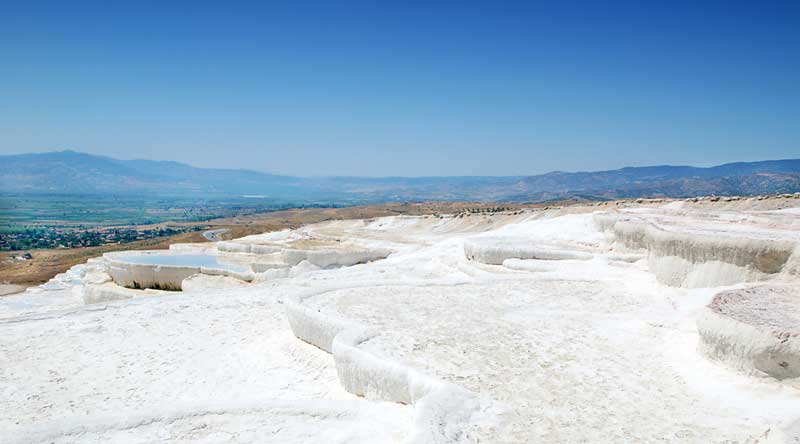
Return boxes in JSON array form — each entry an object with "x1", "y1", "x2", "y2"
[{"x1": 2, "y1": 150, "x2": 799, "y2": 203}]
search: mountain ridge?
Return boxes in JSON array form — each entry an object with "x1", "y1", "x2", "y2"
[{"x1": 2, "y1": 150, "x2": 799, "y2": 202}]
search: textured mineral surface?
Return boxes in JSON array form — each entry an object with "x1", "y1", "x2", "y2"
[{"x1": 2, "y1": 197, "x2": 799, "y2": 443}]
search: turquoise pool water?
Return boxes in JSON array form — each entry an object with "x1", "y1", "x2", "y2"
[{"x1": 116, "y1": 254, "x2": 248, "y2": 272}]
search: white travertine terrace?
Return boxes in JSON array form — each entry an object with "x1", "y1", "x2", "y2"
[
  {"x1": 698, "y1": 285, "x2": 799, "y2": 382},
  {"x1": 104, "y1": 250, "x2": 258, "y2": 291},
  {"x1": 463, "y1": 237, "x2": 593, "y2": 264},
  {"x1": 103, "y1": 239, "x2": 390, "y2": 293},
  {"x1": 594, "y1": 208, "x2": 800, "y2": 287},
  {"x1": 2, "y1": 195, "x2": 800, "y2": 443}
]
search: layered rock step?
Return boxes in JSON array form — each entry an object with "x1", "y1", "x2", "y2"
[{"x1": 698, "y1": 285, "x2": 800, "y2": 383}]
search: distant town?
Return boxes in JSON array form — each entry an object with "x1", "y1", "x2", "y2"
[{"x1": 0, "y1": 226, "x2": 202, "y2": 252}]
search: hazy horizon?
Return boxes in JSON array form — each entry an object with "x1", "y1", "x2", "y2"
[
  {"x1": 6, "y1": 149, "x2": 800, "y2": 179},
  {"x1": 2, "y1": 2, "x2": 798, "y2": 176}
]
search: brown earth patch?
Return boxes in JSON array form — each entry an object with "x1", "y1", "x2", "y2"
[{"x1": 0, "y1": 201, "x2": 564, "y2": 287}]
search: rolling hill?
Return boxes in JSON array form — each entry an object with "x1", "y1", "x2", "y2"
[{"x1": 2, "y1": 150, "x2": 799, "y2": 202}]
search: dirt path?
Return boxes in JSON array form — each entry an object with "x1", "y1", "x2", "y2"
[{"x1": 202, "y1": 228, "x2": 230, "y2": 241}]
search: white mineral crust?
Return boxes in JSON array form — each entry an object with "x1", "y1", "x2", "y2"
[{"x1": 2, "y1": 198, "x2": 799, "y2": 443}]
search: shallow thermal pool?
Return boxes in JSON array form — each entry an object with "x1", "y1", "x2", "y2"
[{"x1": 116, "y1": 254, "x2": 249, "y2": 272}]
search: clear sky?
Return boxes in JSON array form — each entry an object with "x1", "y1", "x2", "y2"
[{"x1": 1, "y1": 1, "x2": 797, "y2": 177}]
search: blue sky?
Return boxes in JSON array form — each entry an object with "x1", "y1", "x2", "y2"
[{"x1": 1, "y1": 1, "x2": 797, "y2": 176}]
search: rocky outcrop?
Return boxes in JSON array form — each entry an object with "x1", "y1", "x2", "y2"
[
  {"x1": 463, "y1": 237, "x2": 592, "y2": 265},
  {"x1": 594, "y1": 212, "x2": 798, "y2": 287},
  {"x1": 281, "y1": 248, "x2": 391, "y2": 268},
  {"x1": 104, "y1": 252, "x2": 255, "y2": 291},
  {"x1": 698, "y1": 285, "x2": 800, "y2": 383},
  {"x1": 216, "y1": 241, "x2": 281, "y2": 255},
  {"x1": 81, "y1": 282, "x2": 167, "y2": 304}
]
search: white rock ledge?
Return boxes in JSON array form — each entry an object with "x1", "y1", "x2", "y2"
[
  {"x1": 594, "y1": 212, "x2": 799, "y2": 287},
  {"x1": 463, "y1": 237, "x2": 593, "y2": 265},
  {"x1": 282, "y1": 248, "x2": 392, "y2": 268},
  {"x1": 217, "y1": 241, "x2": 282, "y2": 255},
  {"x1": 283, "y1": 291, "x2": 490, "y2": 443},
  {"x1": 105, "y1": 251, "x2": 255, "y2": 291},
  {"x1": 698, "y1": 285, "x2": 800, "y2": 383},
  {"x1": 81, "y1": 282, "x2": 168, "y2": 304}
]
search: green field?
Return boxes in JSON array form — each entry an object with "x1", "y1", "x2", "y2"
[
  {"x1": 0, "y1": 193, "x2": 342, "y2": 251},
  {"x1": 0, "y1": 193, "x2": 336, "y2": 230}
]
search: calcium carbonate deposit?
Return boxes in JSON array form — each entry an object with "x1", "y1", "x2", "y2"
[{"x1": 2, "y1": 196, "x2": 800, "y2": 443}]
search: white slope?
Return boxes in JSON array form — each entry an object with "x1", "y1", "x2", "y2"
[
  {"x1": 1, "y1": 199, "x2": 799, "y2": 443},
  {"x1": 0, "y1": 286, "x2": 410, "y2": 443},
  {"x1": 285, "y1": 212, "x2": 800, "y2": 443}
]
